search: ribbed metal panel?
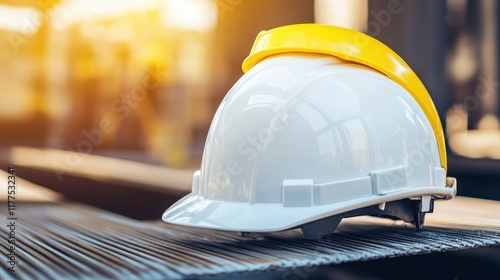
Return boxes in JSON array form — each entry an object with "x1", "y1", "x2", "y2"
[{"x1": 1, "y1": 202, "x2": 500, "y2": 279}]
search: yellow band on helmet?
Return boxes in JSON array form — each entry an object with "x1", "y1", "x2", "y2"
[{"x1": 242, "y1": 24, "x2": 447, "y2": 170}]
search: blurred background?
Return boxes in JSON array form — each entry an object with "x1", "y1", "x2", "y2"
[{"x1": 0, "y1": 0, "x2": 500, "y2": 217}]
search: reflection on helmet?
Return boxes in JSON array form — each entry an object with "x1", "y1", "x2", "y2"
[{"x1": 163, "y1": 24, "x2": 456, "y2": 239}]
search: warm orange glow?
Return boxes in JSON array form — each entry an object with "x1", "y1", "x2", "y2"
[
  {"x1": 52, "y1": 0, "x2": 160, "y2": 30},
  {"x1": 0, "y1": 0, "x2": 217, "y2": 168}
]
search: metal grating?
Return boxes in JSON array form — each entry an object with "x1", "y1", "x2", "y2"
[{"x1": 1, "y1": 202, "x2": 500, "y2": 279}]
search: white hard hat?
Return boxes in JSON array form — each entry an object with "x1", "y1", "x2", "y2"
[{"x1": 163, "y1": 24, "x2": 457, "y2": 239}]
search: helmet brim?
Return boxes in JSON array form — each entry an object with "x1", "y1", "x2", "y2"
[{"x1": 162, "y1": 179, "x2": 456, "y2": 233}]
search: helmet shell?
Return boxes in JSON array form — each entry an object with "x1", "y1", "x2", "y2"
[{"x1": 163, "y1": 55, "x2": 452, "y2": 232}]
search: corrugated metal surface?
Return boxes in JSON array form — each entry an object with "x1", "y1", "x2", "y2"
[{"x1": 1, "y1": 202, "x2": 500, "y2": 279}]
